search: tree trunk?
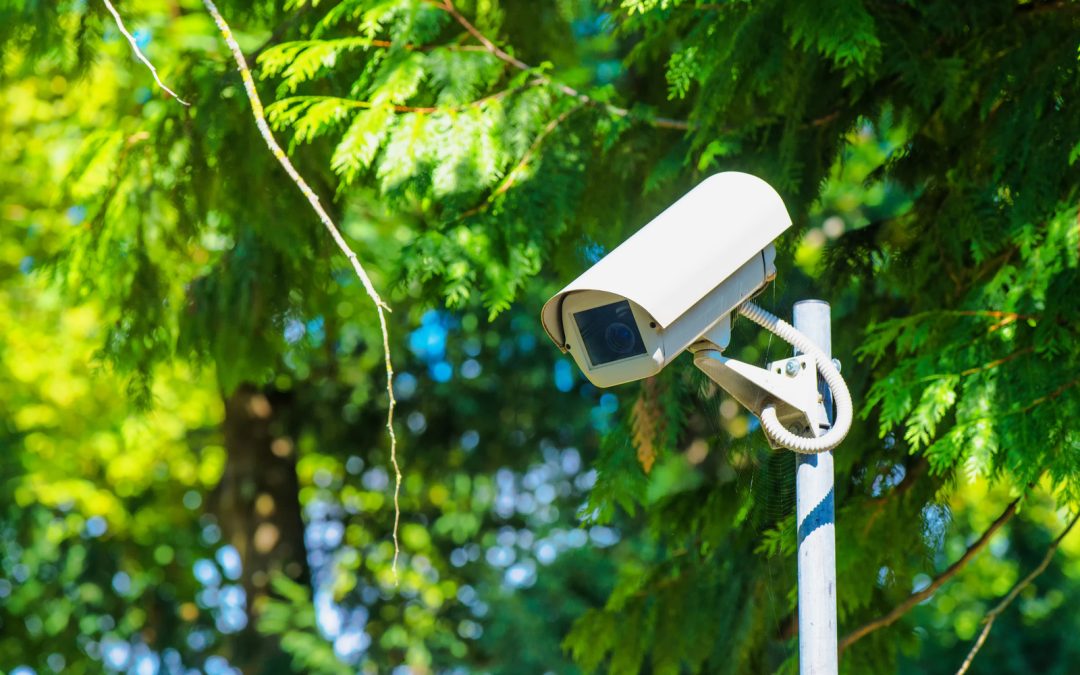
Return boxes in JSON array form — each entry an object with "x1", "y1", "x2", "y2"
[{"x1": 214, "y1": 384, "x2": 309, "y2": 674}]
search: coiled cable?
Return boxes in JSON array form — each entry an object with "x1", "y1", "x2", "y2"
[{"x1": 737, "y1": 301, "x2": 852, "y2": 454}]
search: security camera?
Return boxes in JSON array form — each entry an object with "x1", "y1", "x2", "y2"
[
  {"x1": 540, "y1": 171, "x2": 852, "y2": 454},
  {"x1": 541, "y1": 172, "x2": 792, "y2": 389}
]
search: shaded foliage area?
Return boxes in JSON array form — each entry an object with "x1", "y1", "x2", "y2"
[{"x1": 1, "y1": 0, "x2": 1079, "y2": 674}]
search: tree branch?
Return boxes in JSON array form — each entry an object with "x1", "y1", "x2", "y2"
[
  {"x1": 839, "y1": 494, "x2": 1023, "y2": 654},
  {"x1": 951, "y1": 310, "x2": 1037, "y2": 321},
  {"x1": 201, "y1": 0, "x2": 402, "y2": 580},
  {"x1": 426, "y1": 0, "x2": 691, "y2": 130},
  {"x1": 273, "y1": 79, "x2": 543, "y2": 117},
  {"x1": 1018, "y1": 376, "x2": 1080, "y2": 414},
  {"x1": 955, "y1": 511, "x2": 1080, "y2": 675},
  {"x1": 460, "y1": 103, "x2": 586, "y2": 218},
  {"x1": 493, "y1": 105, "x2": 582, "y2": 196},
  {"x1": 913, "y1": 377, "x2": 1080, "y2": 447},
  {"x1": 363, "y1": 39, "x2": 489, "y2": 53},
  {"x1": 102, "y1": 0, "x2": 189, "y2": 105},
  {"x1": 957, "y1": 346, "x2": 1034, "y2": 377}
]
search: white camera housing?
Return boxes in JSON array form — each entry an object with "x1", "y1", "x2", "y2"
[{"x1": 541, "y1": 172, "x2": 792, "y2": 388}]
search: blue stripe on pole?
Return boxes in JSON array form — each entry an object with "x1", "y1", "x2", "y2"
[{"x1": 797, "y1": 485, "x2": 835, "y2": 542}]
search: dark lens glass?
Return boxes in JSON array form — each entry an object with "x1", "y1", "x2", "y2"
[
  {"x1": 573, "y1": 300, "x2": 647, "y2": 366},
  {"x1": 605, "y1": 322, "x2": 636, "y2": 354}
]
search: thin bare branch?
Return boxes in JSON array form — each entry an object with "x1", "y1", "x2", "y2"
[
  {"x1": 955, "y1": 511, "x2": 1080, "y2": 675},
  {"x1": 201, "y1": 0, "x2": 402, "y2": 580},
  {"x1": 840, "y1": 495, "x2": 1023, "y2": 653},
  {"x1": 425, "y1": 0, "x2": 691, "y2": 130},
  {"x1": 429, "y1": 0, "x2": 531, "y2": 70},
  {"x1": 101, "y1": 0, "x2": 190, "y2": 105}
]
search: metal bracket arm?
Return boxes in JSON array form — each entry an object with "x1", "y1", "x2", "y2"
[{"x1": 692, "y1": 349, "x2": 830, "y2": 450}]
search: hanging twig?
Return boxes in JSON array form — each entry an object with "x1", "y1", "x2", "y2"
[
  {"x1": 954, "y1": 511, "x2": 1080, "y2": 675},
  {"x1": 101, "y1": 0, "x2": 190, "y2": 105},
  {"x1": 839, "y1": 494, "x2": 1023, "y2": 653},
  {"x1": 201, "y1": 0, "x2": 402, "y2": 580}
]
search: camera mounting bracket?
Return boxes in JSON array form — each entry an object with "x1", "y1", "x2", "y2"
[{"x1": 692, "y1": 349, "x2": 831, "y2": 450}]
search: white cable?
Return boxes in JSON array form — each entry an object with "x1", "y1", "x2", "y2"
[{"x1": 737, "y1": 301, "x2": 852, "y2": 454}]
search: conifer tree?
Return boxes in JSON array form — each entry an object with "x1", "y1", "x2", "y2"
[{"x1": 2, "y1": 0, "x2": 1079, "y2": 673}]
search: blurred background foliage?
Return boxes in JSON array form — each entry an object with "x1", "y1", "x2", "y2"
[{"x1": 1, "y1": 0, "x2": 1079, "y2": 674}]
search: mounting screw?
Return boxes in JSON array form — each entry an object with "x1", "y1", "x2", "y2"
[
  {"x1": 785, "y1": 360, "x2": 800, "y2": 377},
  {"x1": 832, "y1": 358, "x2": 842, "y2": 372}
]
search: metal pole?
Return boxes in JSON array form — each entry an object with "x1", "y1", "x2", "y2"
[{"x1": 793, "y1": 300, "x2": 838, "y2": 675}]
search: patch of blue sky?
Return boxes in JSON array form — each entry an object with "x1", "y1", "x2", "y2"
[
  {"x1": 284, "y1": 318, "x2": 305, "y2": 344},
  {"x1": 554, "y1": 359, "x2": 575, "y2": 392},
  {"x1": 409, "y1": 309, "x2": 454, "y2": 363},
  {"x1": 216, "y1": 545, "x2": 242, "y2": 580},
  {"x1": 66, "y1": 205, "x2": 86, "y2": 225},
  {"x1": 580, "y1": 240, "x2": 607, "y2": 264},
  {"x1": 193, "y1": 558, "x2": 221, "y2": 587},
  {"x1": 132, "y1": 28, "x2": 151, "y2": 48},
  {"x1": 430, "y1": 361, "x2": 453, "y2": 382}
]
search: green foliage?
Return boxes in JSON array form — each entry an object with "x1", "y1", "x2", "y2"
[
  {"x1": 782, "y1": 0, "x2": 881, "y2": 75},
  {"x1": 4, "y1": 0, "x2": 1080, "y2": 673},
  {"x1": 258, "y1": 576, "x2": 353, "y2": 675}
]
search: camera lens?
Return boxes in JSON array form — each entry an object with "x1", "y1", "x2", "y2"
[
  {"x1": 573, "y1": 300, "x2": 647, "y2": 366},
  {"x1": 605, "y1": 322, "x2": 637, "y2": 354}
]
